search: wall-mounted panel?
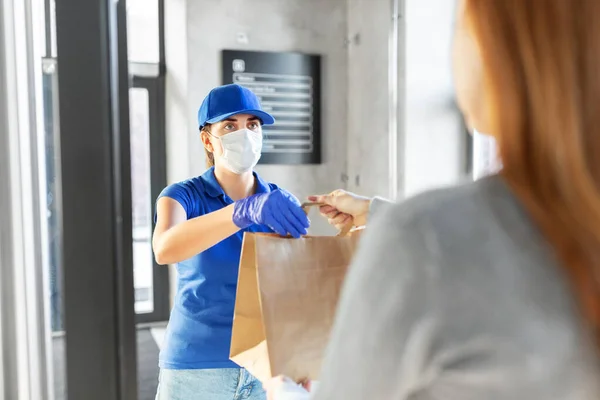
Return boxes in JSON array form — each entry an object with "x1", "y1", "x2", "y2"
[{"x1": 222, "y1": 49, "x2": 322, "y2": 165}]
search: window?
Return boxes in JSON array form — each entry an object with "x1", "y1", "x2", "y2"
[
  {"x1": 127, "y1": 0, "x2": 160, "y2": 63},
  {"x1": 129, "y1": 77, "x2": 169, "y2": 323},
  {"x1": 41, "y1": 0, "x2": 168, "y2": 332},
  {"x1": 130, "y1": 87, "x2": 154, "y2": 313},
  {"x1": 23, "y1": 0, "x2": 169, "y2": 397},
  {"x1": 127, "y1": 0, "x2": 169, "y2": 324}
]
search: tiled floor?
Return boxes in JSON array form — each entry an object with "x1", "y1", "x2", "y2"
[
  {"x1": 150, "y1": 326, "x2": 166, "y2": 350},
  {"x1": 52, "y1": 326, "x2": 162, "y2": 400}
]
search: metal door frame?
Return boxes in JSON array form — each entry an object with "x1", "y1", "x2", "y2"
[
  {"x1": 0, "y1": 0, "x2": 54, "y2": 398},
  {"x1": 54, "y1": 0, "x2": 138, "y2": 397},
  {"x1": 131, "y1": 74, "x2": 170, "y2": 325}
]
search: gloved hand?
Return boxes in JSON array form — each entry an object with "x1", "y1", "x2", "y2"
[{"x1": 233, "y1": 189, "x2": 310, "y2": 238}]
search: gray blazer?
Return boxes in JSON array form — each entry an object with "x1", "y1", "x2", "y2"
[{"x1": 308, "y1": 176, "x2": 599, "y2": 399}]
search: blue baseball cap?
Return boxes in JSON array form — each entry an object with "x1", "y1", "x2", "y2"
[{"x1": 197, "y1": 84, "x2": 275, "y2": 128}]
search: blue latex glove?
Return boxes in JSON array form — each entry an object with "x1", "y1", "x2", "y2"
[{"x1": 233, "y1": 189, "x2": 310, "y2": 238}]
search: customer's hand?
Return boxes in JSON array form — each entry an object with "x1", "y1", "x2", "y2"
[
  {"x1": 264, "y1": 376, "x2": 311, "y2": 400},
  {"x1": 233, "y1": 189, "x2": 310, "y2": 238},
  {"x1": 308, "y1": 189, "x2": 371, "y2": 231}
]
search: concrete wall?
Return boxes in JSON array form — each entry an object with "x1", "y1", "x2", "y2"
[
  {"x1": 345, "y1": 0, "x2": 401, "y2": 199},
  {"x1": 346, "y1": 0, "x2": 464, "y2": 200}
]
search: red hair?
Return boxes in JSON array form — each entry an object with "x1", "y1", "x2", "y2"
[{"x1": 464, "y1": 0, "x2": 600, "y2": 342}]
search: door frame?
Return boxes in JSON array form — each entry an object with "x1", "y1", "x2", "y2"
[
  {"x1": 131, "y1": 74, "x2": 170, "y2": 325},
  {"x1": 54, "y1": 0, "x2": 138, "y2": 397}
]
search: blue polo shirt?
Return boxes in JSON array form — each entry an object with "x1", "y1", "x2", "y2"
[{"x1": 156, "y1": 167, "x2": 276, "y2": 369}]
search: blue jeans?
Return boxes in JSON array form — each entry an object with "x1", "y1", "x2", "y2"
[{"x1": 155, "y1": 368, "x2": 266, "y2": 400}]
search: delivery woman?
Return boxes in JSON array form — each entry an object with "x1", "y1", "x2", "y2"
[{"x1": 153, "y1": 84, "x2": 310, "y2": 400}]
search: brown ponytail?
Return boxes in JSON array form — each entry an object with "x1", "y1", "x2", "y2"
[
  {"x1": 201, "y1": 124, "x2": 215, "y2": 168},
  {"x1": 204, "y1": 147, "x2": 215, "y2": 168}
]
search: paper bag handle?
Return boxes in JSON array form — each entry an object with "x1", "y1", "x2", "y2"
[{"x1": 301, "y1": 202, "x2": 354, "y2": 237}]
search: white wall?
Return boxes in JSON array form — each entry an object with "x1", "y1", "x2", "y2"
[
  {"x1": 403, "y1": 0, "x2": 464, "y2": 197},
  {"x1": 346, "y1": 0, "x2": 465, "y2": 200},
  {"x1": 345, "y1": 0, "x2": 402, "y2": 200}
]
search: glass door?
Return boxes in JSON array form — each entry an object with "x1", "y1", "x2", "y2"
[
  {"x1": 129, "y1": 76, "x2": 169, "y2": 324},
  {"x1": 2, "y1": 0, "x2": 169, "y2": 398},
  {"x1": 42, "y1": 55, "x2": 68, "y2": 400},
  {"x1": 1, "y1": 0, "x2": 65, "y2": 398}
]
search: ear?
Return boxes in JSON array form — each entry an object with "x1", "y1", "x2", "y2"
[{"x1": 200, "y1": 130, "x2": 213, "y2": 152}]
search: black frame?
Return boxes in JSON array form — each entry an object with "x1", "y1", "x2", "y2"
[
  {"x1": 43, "y1": 0, "x2": 52, "y2": 56},
  {"x1": 129, "y1": 0, "x2": 169, "y2": 324},
  {"x1": 132, "y1": 75, "x2": 170, "y2": 324},
  {"x1": 55, "y1": 0, "x2": 138, "y2": 398}
]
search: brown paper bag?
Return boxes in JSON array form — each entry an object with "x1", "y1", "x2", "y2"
[{"x1": 230, "y1": 205, "x2": 362, "y2": 383}]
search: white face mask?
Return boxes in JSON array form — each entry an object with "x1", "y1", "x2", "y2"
[{"x1": 214, "y1": 128, "x2": 262, "y2": 174}]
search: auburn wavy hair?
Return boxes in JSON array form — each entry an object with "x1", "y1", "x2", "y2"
[{"x1": 463, "y1": 1, "x2": 600, "y2": 341}]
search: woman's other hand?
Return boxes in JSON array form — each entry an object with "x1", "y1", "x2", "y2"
[
  {"x1": 308, "y1": 189, "x2": 371, "y2": 230},
  {"x1": 264, "y1": 376, "x2": 311, "y2": 400}
]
